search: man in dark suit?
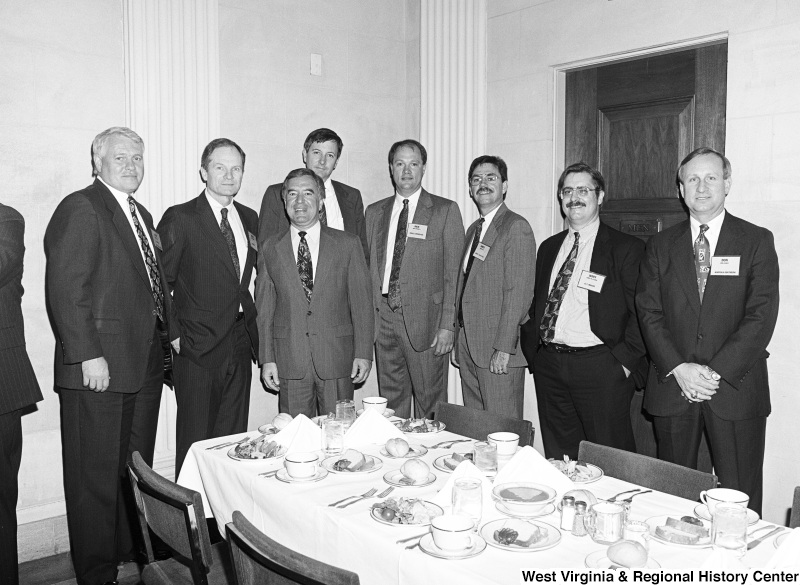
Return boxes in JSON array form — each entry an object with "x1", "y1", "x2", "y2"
[
  {"x1": 45, "y1": 127, "x2": 173, "y2": 585},
  {"x1": 258, "y1": 169, "x2": 373, "y2": 417},
  {"x1": 454, "y1": 156, "x2": 535, "y2": 418},
  {"x1": 158, "y1": 138, "x2": 259, "y2": 477},
  {"x1": 259, "y1": 128, "x2": 368, "y2": 259},
  {"x1": 366, "y1": 140, "x2": 465, "y2": 419},
  {"x1": 0, "y1": 203, "x2": 43, "y2": 585},
  {"x1": 636, "y1": 148, "x2": 779, "y2": 514},
  {"x1": 521, "y1": 162, "x2": 647, "y2": 460}
]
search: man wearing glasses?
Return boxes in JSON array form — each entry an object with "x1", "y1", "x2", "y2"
[
  {"x1": 453, "y1": 156, "x2": 535, "y2": 418},
  {"x1": 521, "y1": 162, "x2": 647, "y2": 460}
]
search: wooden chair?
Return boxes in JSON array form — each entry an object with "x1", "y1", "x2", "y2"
[
  {"x1": 128, "y1": 451, "x2": 233, "y2": 585},
  {"x1": 790, "y1": 486, "x2": 800, "y2": 529},
  {"x1": 577, "y1": 441, "x2": 718, "y2": 501},
  {"x1": 226, "y1": 510, "x2": 360, "y2": 585},
  {"x1": 433, "y1": 402, "x2": 535, "y2": 446}
]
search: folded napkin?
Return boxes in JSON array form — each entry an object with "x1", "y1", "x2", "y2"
[
  {"x1": 765, "y1": 527, "x2": 800, "y2": 569},
  {"x1": 432, "y1": 460, "x2": 494, "y2": 511},
  {"x1": 700, "y1": 548, "x2": 749, "y2": 570},
  {"x1": 272, "y1": 413, "x2": 322, "y2": 454},
  {"x1": 344, "y1": 408, "x2": 405, "y2": 447},
  {"x1": 492, "y1": 445, "x2": 574, "y2": 494}
]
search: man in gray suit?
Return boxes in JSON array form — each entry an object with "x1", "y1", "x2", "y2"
[
  {"x1": 454, "y1": 156, "x2": 535, "y2": 418},
  {"x1": 366, "y1": 140, "x2": 465, "y2": 419},
  {"x1": 257, "y1": 169, "x2": 373, "y2": 417}
]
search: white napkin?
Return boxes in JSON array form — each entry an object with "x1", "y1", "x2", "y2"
[
  {"x1": 432, "y1": 460, "x2": 494, "y2": 511},
  {"x1": 492, "y1": 445, "x2": 574, "y2": 494},
  {"x1": 344, "y1": 408, "x2": 405, "y2": 447},
  {"x1": 700, "y1": 548, "x2": 749, "y2": 570},
  {"x1": 765, "y1": 527, "x2": 800, "y2": 569},
  {"x1": 272, "y1": 413, "x2": 322, "y2": 454}
]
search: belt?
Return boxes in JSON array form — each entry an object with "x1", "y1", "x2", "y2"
[
  {"x1": 541, "y1": 342, "x2": 604, "y2": 354},
  {"x1": 235, "y1": 312, "x2": 245, "y2": 322}
]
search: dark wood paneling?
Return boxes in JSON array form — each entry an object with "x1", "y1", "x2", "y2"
[
  {"x1": 565, "y1": 68, "x2": 598, "y2": 167},
  {"x1": 694, "y1": 43, "x2": 728, "y2": 152},
  {"x1": 597, "y1": 50, "x2": 695, "y2": 108}
]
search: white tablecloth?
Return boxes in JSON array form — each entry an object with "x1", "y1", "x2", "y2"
[{"x1": 178, "y1": 429, "x2": 782, "y2": 585}]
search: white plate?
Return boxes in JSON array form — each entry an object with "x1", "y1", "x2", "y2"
[
  {"x1": 645, "y1": 515, "x2": 712, "y2": 548},
  {"x1": 775, "y1": 532, "x2": 789, "y2": 549},
  {"x1": 275, "y1": 467, "x2": 328, "y2": 484},
  {"x1": 320, "y1": 454, "x2": 383, "y2": 474},
  {"x1": 393, "y1": 419, "x2": 446, "y2": 434},
  {"x1": 256, "y1": 423, "x2": 278, "y2": 435},
  {"x1": 585, "y1": 549, "x2": 661, "y2": 569},
  {"x1": 356, "y1": 408, "x2": 395, "y2": 418},
  {"x1": 495, "y1": 502, "x2": 556, "y2": 519},
  {"x1": 694, "y1": 504, "x2": 760, "y2": 526},
  {"x1": 418, "y1": 533, "x2": 486, "y2": 560},
  {"x1": 227, "y1": 444, "x2": 287, "y2": 462},
  {"x1": 380, "y1": 445, "x2": 428, "y2": 459},
  {"x1": 383, "y1": 470, "x2": 436, "y2": 488},
  {"x1": 480, "y1": 519, "x2": 561, "y2": 552},
  {"x1": 548, "y1": 460, "x2": 604, "y2": 484},
  {"x1": 370, "y1": 500, "x2": 443, "y2": 527}
]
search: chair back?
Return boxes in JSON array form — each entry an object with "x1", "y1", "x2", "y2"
[
  {"x1": 226, "y1": 510, "x2": 360, "y2": 585},
  {"x1": 128, "y1": 451, "x2": 215, "y2": 585},
  {"x1": 433, "y1": 402, "x2": 534, "y2": 446},
  {"x1": 791, "y1": 486, "x2": 800, "y2": 529},
  {"x1": 577, "y1": 441, "x2": 718, "y2": 501}
]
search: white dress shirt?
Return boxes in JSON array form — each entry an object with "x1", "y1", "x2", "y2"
[
  {"x1": 322, "y1": 179, "x2": 345, "y2": 231},
  {"x1": 205, "y1": 191, "x2": 248, "y2": 282},
  {"x1": 690, "y1": 209, "x2": 726, "y2": 256},
  {"x1": 381, "y1": 189, "x2": 422, "y2": 294},
  {"x1": 463, "y1": 203, "x2": 501, "y2": 271},
  {"x1": 290, "y1": 221, "x2": 321, "y2": 274}
]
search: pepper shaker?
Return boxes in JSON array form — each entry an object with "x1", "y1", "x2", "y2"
[{"x1": 572, "y1": 500, "x2": 588, "y2": 536}]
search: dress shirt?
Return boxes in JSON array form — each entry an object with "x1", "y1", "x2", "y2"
[
  {"x1": 381, "y1": 188, "x2": 422, "y2": 294},
  {"x1": 690, "y1": 209, "x2": 725, "y2": 256},
  {"x1": 205, "y1": 191, "x2": 248, "y2": 281},
  {"x1": 547, "y1": 217, "x2": 603, "y2": 347},
  {"x1": 322, "y1": 179, "x2": 345, "y2": 231},
  {"x1": 290, "y1": 221, "x2": 321, "y2": 272},
  {"x1": 462, "y1": 203, "x2": 501, "y2": 271}
]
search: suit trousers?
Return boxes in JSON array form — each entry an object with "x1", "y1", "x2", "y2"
[
  {"x1": 652, "y1": 403, "x2": 766, "y2": 515},
  {"x1": 458, "y1": 334, "x2": 524, "y2": 419},
  {"x1": 59, "y1": 329, "x2": 163, "y2": 585},
  {"x1": 174, "y1": 319, "x2": 252, "y2": 478},
  {"x1": 0, "y1": 408, "x2": 23, "y2": 585},
  {"x1": 533, "y1": 343, "x2": 636, "y2": 461},
  {"x1": 375, "y1": 295, "x2": 448, "y2": 420},
  {"x1": 279, "y1": 350, "x2": 353, "y2": 418}
]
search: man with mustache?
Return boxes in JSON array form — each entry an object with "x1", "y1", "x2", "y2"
[{"x1": 521, "y1": 162, "x2": 647, "y2": 460}]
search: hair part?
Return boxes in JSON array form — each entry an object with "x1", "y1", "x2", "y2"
[
  {"x1": 676, "y1": 147, "x2": 731, "y2": 186},
  {"x1": 387, "y1": 139, "x2": 427, "y2": 166},
  {"x1": 201, "y1": 138, "x2": 246, "y2": 172},
  {"x1": 468, "y1": 155, "x2": 508, "y2": 183},
  {"x1": 303, "y1": 128, "x2": 343, "y2": 157},
  {"x1": 91, "y1": 127, "x2": 144, "y2": 177},
  {"x1": 282, "y1": 168, "x2": 324, "y2": 200},
  {"x1": 557, "y1": 162, "x2": 606, "y2": 196}
]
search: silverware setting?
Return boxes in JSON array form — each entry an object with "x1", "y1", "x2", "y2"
[
  {"x1": 605, "y1": 489, "x2": 641, "y2": 502},
  {"x1": 338, "y1": 486, "x2": 394, "y2": 509},
  {"x1": 206, "y1": 435, "x2": 251, "y2": 450},
  {"x1": 328, "y1": 487, "x2": 377, "y2": 508},
  {"x1": 425, "y1": 439, "x2": 472, "y2": 449},
  {"x1": 747, "y1": 526, "x2": 784, "y2": 550},
  {"x1": 259, "y1": 469, "x2": 280, "y2": 478},
  {"x1": 405, "y1": 541, "x2": 420, "y2": 550},
  {"x1": 396, "y1": 532, "x2": 429, "y2": 544},
  {"x1": 621, "y1": 490, "x2": 652, "y2": 503}
]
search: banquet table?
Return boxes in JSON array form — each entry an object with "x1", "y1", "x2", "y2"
[{"x1": 178, "y1": 426, "x2": 784, "y2": 585}]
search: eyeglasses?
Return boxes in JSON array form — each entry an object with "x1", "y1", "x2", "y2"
[
  {"x1": 559, "y1": 186, "x2": 599, "y2": 199},
  {"x1": 469, "y1": 174, "x2": 500, "y2": 186}
]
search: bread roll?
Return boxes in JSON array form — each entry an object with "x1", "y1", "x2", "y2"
[{"x1": 607, "y1": 540, "x2": 648, "y2": 568}]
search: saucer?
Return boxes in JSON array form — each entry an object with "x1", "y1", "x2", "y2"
[
  {"x1": 356, "y1": 408, "x2": 395, "y2": 418},
  {"x1": 321, "y1": 454, "x2": 383, "y2": 474},
  {"x1": 275, "y1": 467, "x2": 328, "y2": 484},
  {"x1": 257, "y1": 423, "x2": 278, "y2": 435},
  {"x1": 418, "y1": 533, "x2": 486, "y2": 560},
  {"x1": 495, "y1": 501, "x2": 556, "y2": 519},
  {"x1": 380, "y1": 445, "x2": 428, "y2": 459},
  {"x1": 480, "y1": 519, "x2": 561, "y2": 552},
  {"x1": 383, "y1": 470, "x2": 436, "y2": 488},
  {"x1": 585, "y1": 550, "x2": 661, "y2": 569},
  {"x1": 694, "y1": 504, "x2": 759, "y2": 526}
]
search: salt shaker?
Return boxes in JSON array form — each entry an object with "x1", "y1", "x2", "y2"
[
  {"x1": 560, "y1": 496, "x2": 576, "y2": 531},
  {"x1": 572, "y1": 501, "x2": 588, "y2": 536}
]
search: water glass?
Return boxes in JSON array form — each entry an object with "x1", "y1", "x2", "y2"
[
  {"x1": 452, "y1": 478, "x2": 482, "y2": 529},
  {"x1": 321, "y1": 418, "x2": 344, "y2": 455},
  {"x1": 623, "y1": 520, "x2": 650, "y2": 553},
  {"x1": 712, "y1": 502, "x2": 747, "y2": 557},
  {"x1": 473, "y1": 441, "x2": 498, "y2": 473},
  {"x1": 335, "y1": 399, "x2": 356, "y2": 431}
]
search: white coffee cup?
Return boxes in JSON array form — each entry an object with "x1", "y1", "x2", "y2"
[
  {"x1": 700, "y1": 488, "x2": 750, "y2": 516},
  {"x1": 431, "y1": 514, "x2": 474, "y2": 551},
  {"x1": 362, "y1": 396, "x2": 388, "y2": 415},
  {"x1": 487, "y1": 432, "x2": 520, "y2": 456},
  {"x1": 284, "y1": 452, "x2": 319, "y2": 479}
]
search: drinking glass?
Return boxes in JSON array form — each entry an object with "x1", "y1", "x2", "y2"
[
  {"x1": 321, "y1": 418, "x2": 344, "y2": 455},
  {"x1": 452, "y1": 478, "x2": 482, "y2": 529},
  {"x1": 335, "y1": 399, "x2": 356, "y2": 431},
  {"x1": 623, "y1": 520, "x2": 650, "y2": 554},
  {"x1": 473, "y1": 441, "x2": 498, "y2": 473},
  {"x1": 712, "y1": 502, "x2": 747, "y2": 557}
]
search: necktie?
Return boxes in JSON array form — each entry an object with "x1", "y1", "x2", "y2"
[
  {"x1": 539, "y1": 232, "x2": 580, "y2": 343},
  {"x1": 387, "y1": 199, "x2": 409, "y2": 311},
  {"x1": 695, "y1": 224, "x2": 711, "y2": 302},
  {"x1": 127, "y1": 196, "x2": 165, "y2": 322},
  {"x1": 297, "y1": 231, "x2": 314, "y2": 303},
  {"x1": 319, "y1": 187, "x2": 328, "y2": 227},
  {"x1": 458, "y1": 217, "x2": 485, "y2": 327},
  {"x1": 220, "y1": 208, "x2": 241, "y2": 282}
]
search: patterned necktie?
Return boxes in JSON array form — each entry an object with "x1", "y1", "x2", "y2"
[
  {"x1": 458, "y1": 217, "x2": 485, "y2": 326},
  {"x1": 695, "y1": 224, "x2": 711, "y2": 302},
  {"x1": 319, "y1": 187, "x2": 328, "y2": 227},
  {"x1": 297, "y1": 231, "x2": 314, "y2": 303},
  {"x1": 539, "y1": 231, "x2": 580, "y2": 343},
  {"x1": 220, "y1": 208, "x2": 241, "y2": 282},
  {"x1": 127, "y1": 196, "x2": 165, "y2": 322},
  {"x1": 387, "y1": 198, "x2": 409, "y2": 310}
]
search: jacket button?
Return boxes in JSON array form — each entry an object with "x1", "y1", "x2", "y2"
[
  {"x1": 307, "y1": 311, "x2": 312, "y2": 316},
  {"x1": 306, "y1": 332, "x2": 309, "y2": 337},
  {"x1": 697, "y1": 333, "x2": 703, "y2": 340}
]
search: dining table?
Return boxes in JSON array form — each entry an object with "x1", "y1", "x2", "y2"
[{"x1": 177, "y1": 420, "x2": 787, "y2": 585}]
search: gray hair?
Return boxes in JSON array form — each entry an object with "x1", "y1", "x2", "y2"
[{"x1": 91, "y1": 127, "x2": 144, "y2": 176}]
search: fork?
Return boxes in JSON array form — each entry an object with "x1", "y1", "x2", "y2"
[
  {"x1": 605, "y1": 489, "x2": 641, "y2": 502},
  {"x1": 425, "y1": 439, "x2": 472, "y2": 449},
  {"x1": 206, "y1": 435, "x2": 252, "y2": 450},
  {"x1": 328, "y1": 488, "x2": 377, "y2": 508},
  {"x1": 339, "y1": 486, "x2": 394, "y2": 509},
  {"x1": 621, "y1": 490, "x2": 652, "y2": 503}
]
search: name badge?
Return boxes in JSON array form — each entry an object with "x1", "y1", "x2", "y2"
[
  {"x1": 473, "y1": 243, "x2": 490, "y2": 261},
  {"x1": 150, "y1": 230, "x2": 162, "y2": 251},
  {"x1": 577, "y1": 270, "x2": 606, "y2": 293},
  {"x1": 407, "y1": 224, "x2": 427, "y2": 239},
  {"x1": 248, "y1": 232, "x2": 258, "y2": 251},
  {"x1": 710, "y1": 256, "x2": 740, "y2": 276}
]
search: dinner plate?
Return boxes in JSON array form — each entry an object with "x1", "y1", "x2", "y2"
[
  {"x1": 584, "y1": 549, "x2": 661, "y2": 569},
  {"x1": 775, "y1": 532, "x2": 788, "y2": 549},
  {"x1": 694, "y1": 504, "x2": 759, "y2": 526},
  {"x1": 418, "y1": 533, "x2": 487, "y2": 560},
  {"x1": 645, "y1": 515, "x2": 712, "y2": 548},
  {"x1": 320, "y1": 454, "x2": 383, "y2": 474},
  {"x1": 257, "y1": 423, "x2": 278, "y2": 435},
  {"x1": 548, "y1": 460, "x2": 604, "y2": 484},
  {"x1": 275, "y1": 467, "x2": 328, "y2": 484},
  {"x1": 432, "y1": 455, "x2": 457, "y2": 473},
  {"x1": 227, "y1": 444, "x2": 287, "y2": 462},
  {"x1": 380, "y1": 445, "x2": 428, "y2": 459},
  {"x1": 370, "y1": 500, "x2": 443, "y2": 527},
  {"x1": 480, "y1": 519, "x2": 561, "y2": 553},
  {"x1": 383, "y1": 470, "x2": 436, "y2": 488},
  {"x1": 356, "y1": 408, "x2": 396, "y2": 418},
  {"x1": 495, "y1": 502, "x2": 556, "y2": 519},
  {"x1": 393, "y1": 419, "x2": 446, "y2": 434}
]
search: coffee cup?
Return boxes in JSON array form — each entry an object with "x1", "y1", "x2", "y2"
[
  {"x1": 362, "y1": 396, "x2": 388, "y2": 415},
  {"x1": 487, "y1": 432, "x2": 519, "y2": 456},
  {"x1": 585, "y1": 501, "x2": 625, "y2": 544},
  {"x1": 700, "y1": 488, "x2": 749, "y2": 516},
  {"x1": 431, "y1": 514, "x2": 474, "y2": 551},
  {"x1": 284, "y1": 452, "x2": 318, "y2": 479}
]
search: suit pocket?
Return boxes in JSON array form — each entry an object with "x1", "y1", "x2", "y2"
[
  {"x1": 0, "y1": 325, "x2": 24, "y2": 350},
  {"x1": 94, "y1": 318, "x2": 122, "y2": 334},
  {"x1": 334, "y1": 323, "x2": 354, "y2": 337},
  {"x1": 273, "y1": 325, "x2": 288, "y2": 339}
]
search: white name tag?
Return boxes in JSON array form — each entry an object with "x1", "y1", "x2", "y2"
[
  {"x1": 248, "y1": 232, "x2": 258, "y2": 251},
  {"x1": 711, "y1": 256, "x2": 740, "y2": 276},
  {"x1": 473, "y1": 243, "x2": 490, "y2": 261},
  {"x1": 577, "y1": 270, "x2": 606, "y2": 293},
  {"x1": 150, "y1": 230, "x2": 162, "y2": 251},
  {"x1": 407, "y1": 224, "x2": 427, "y2": 239}
]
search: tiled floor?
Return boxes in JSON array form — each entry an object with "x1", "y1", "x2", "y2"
[{"x1": 18, "y1": 554, "x2": 143, "y2": 585}]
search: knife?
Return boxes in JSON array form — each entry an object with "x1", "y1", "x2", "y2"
[{"x1": 747, "y1": 526, "x2": 784, "y2": 550}]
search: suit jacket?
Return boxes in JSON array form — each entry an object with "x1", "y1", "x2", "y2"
[
  {"x1": 455, "y1": 204, "x2": 536, "y2": 369},
  {"x1": 44, "y1": 179, "x2": 175, "y2": 392},
  {"x1": 256, "y1": 226, "x2": 373, "y2": 380},
  {"x1": 365, "y1": 190, "x2": 465, "y2": 351},
  {"x1": 0, "y1": 204, "x2": 42, "y2": 415},
  {"x1": 521, "y1": 221, "x2": 648, "y2": 385},
  {"x1": 259, "y1": 180, "x2": 368, "y2": 260},
  {"x1": 636, "y1": 213, "x2": 779, "y2": 420},
  {"x1": 158, "y1": 192, "x2": 259, "y2": 367}
]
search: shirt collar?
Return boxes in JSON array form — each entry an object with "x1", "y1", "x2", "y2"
[
  {"x1": 481, "y1": 203, "x2": 502, "y2": 223},
  {"x1": 394, "y1": 188, "x2": 422, "y2": 207},
  {"x1": 98, "y1": 177, "x2": 136, "y2": 203},
  {"x1": 204, "y1": 190, "x2": 233, "y2": 213},
  {"x1": 690, "y1": 209, "x2": 726, "y2": 232},
  {"x1": 570, "y1": 217, "x2": 601, "y2": 239},
  {"x1": 291, "y1": 220, "x2": 321, "y2": 239},
  {"x1": 323, "y1": 178, "x2": 335, "y2": 198}
]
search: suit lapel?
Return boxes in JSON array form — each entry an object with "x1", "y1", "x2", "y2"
[
  {"x1": 313, "y1": 228, "x2": 333, "y2": 302},
  {"x1": 332, "y1": 182, "x2": 354, "y2": 234},
  {"x1": 405, "y1": 190, "x2": 433, "y2": 263},
  {"x1": 700, "y1": 213, "x2": 741, "y2": 311},
  {"x1": 196, "y1": 193, "x2": 239, "y2": 282},
  {"x1": 668, "y1": 221, "x2": 701, "y2": 315},
  {"x1": 234, "y1": 200, "x2": 256, "y2": 283},
  {"x1": 277, "y1": 230, "x2": 304, "y2": 294},
  {"x1": 375, "y1": 197, "x2": 393, "y2": 275},
  {"x1": 587, "y1": 223, "x2": 612, "y2": 318},
  {"x1": 539, "y1": 232, "x2": 567, "y2": 297},
  {"x1": 480, "y1": 203, "x2": 507, "y2": 250},
  {"x1": 99, "y1": 183, "x2": 150, "y2": 288}
]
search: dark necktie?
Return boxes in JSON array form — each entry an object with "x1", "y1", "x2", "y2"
[
  {"x1": 319, "y1": 186, "x2": 328, "y2": 227},
  {"x1": 297, "y1": 231, "x2": 314, "y2": 303},
  {"x1": 387, "y1": 199, "x2": 409, "y2": 311},
  {"x1": 458, "y1": 217, "x2": 485, "y2": 327},
  {"x1": 127, "y1": 196, "x2": 165, "y2": 322},
  {"x1": 695, "y1": 224, "x2": 711, "y2": 302},
  {"x1": 220, "y1": 208, "x2": 241, "y2": 282},
  {"x1": 540, "y1": 231, "x2": 580, "y2": 343}
]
